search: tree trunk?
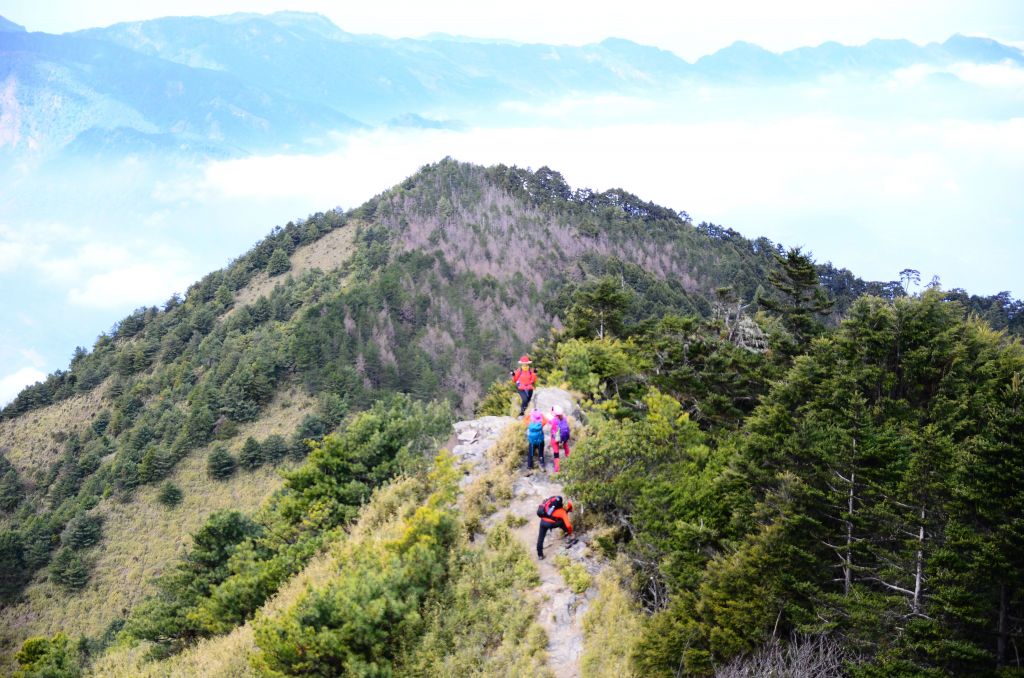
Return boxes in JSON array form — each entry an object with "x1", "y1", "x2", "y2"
[
  {"x1": 912, "y1": 506, "x2": 925, "y2": 616},
  {"x1": 844, "y1": 469, "x2": 855, "y2": 596}
]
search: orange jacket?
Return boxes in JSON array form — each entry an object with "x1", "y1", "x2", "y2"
[
  {"x1": 541, "y1": 507, "x2": 572, "y2": 534},
  {"x1": 512, "y1": 367, "x2": 536, "y2": 391}
]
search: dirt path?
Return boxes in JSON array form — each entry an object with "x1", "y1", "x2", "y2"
[{"x1": 452, "y1": 388, "x2": 603, "y2": 678}]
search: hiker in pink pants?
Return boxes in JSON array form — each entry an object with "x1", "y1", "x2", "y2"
[{"x1": 549, "y1": 405, "x2": 571, "y2": 473}]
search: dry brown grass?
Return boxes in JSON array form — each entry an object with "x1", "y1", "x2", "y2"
[
  {"x1": 0, "y1": 383, "x2": 107, "y2": 484},
  {"x1": 90, "y1": 477, "x2": 428, "y2": 677},
  {"x1": 580, "y1": 559, "x2": 643, "y2": 678},
  {"x1": 233, "y1": 225, "x2": 356, "y2": 308},
  {"x1": 460, "y1": 422, "x2": 522, "y2": 536},
  {"x1": 89, "y1": 432, "x2": 550, "y2": 678},
  {"x1": 0, "y1": 386, "x2": 317, "y2": 666}
]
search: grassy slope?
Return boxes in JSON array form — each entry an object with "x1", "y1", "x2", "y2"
[
  {"x1": 0, "y1": 229, "x2": 355, "y2": 664},
  {"x1": 91, "y1": 425, "x2": 550, "y2": 677},
  {"x1": 233, "y1": 226, "x2": 354, "y2": 308},
  {"x1": 2, "y1": 159, "x2": 784, "y2": 672},
  {"x1": 0, "y1": 386, "x2": 106, "y2": 494},
  {"x1": 0, "y1": 386, "x2": 315, "y2": 661},
  {"x1": 91, "y1": 476, "x2": 429, "y2": 677}
]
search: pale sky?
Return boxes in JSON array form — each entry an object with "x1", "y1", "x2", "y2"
[
  {"x1": 3, "y1": 0, "x2": 1022, "y2": 60},
  {"x1": 1, "y1": 0, "x2": 1023, "y2": 405}
]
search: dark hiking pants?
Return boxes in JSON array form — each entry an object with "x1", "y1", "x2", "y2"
[
  {"x1": 537, "y1": 517, "x2": 568, "y2": 557},
  {"x1": 528, "y1": 440, "x2": 545, "y2": 469},
  {"x1": 518, "y1": 389, "x2": 533, "y2": 416}
]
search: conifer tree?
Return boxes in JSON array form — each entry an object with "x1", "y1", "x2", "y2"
[
  {"x1": 214, "y1": 283, "x2": 234, "y2": 310},
  {"x1": 266, "y1": 248, "x2": 291, "y2": 277},
  {"x1": 50, "y1": 548, "x2": 90, "y2": 591},
  {"x1": 62, "y1": 514, "x2": 103, "y2": 550},
  {"x1": 0, "y1": 466, "x2": 22, "y2": 512},
  {"x1": 207, "y1": 446, "x2": 237, "y2": 480},
  {"x1": 14, "y1": 633, "x2": 81, "y2": 677},
  {"x1": 566, "y1": 276, "x2": 633, "y2": 339},
  {"x1": 261, "y1": 434, "x2": 288, "y2": 465},
  {"x1": 0, "y1": 531, "x2": 28, "y2": 601},
  {"x1": 760, "y1": 247, "x2": 833, "y2": 349},
  {"x1": 157, "y1": 481, "x2": 183, "y2": 508},
  {"x1": 139, "y1": 444, "x2": 173, "y2": 483},
  {"x1": 238, "y1": 437, "x2": 264, "y2": 470}
]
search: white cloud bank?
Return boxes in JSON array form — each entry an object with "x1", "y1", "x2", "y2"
[
  {"x1": 0, "y1": 224, "x2": 199, "y2": 310},
  {"x1": 893, "y1": 61, "x2": 1024, "y2": 88},
  {"x1": 0, "y1": 366, "x2": 48, "y2": 406},
  {"x1": 198, "y1": 114, "x2": 1024, "y2": 295}
]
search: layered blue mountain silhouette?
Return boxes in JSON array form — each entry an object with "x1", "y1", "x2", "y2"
[{"x1": 1, "y1": 11, "x2": 1021, "y2": 159}]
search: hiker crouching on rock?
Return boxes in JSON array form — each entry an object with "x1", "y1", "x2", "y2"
[
  {"x1": 536, "y1": 495, "x2": 573, "y2": 560},
  {"x1": 524, "y1": 408, "x2": 548, "y2": 471},
  {"x1": 510, "y1": 355, "x2": 536, "y2": 417}
]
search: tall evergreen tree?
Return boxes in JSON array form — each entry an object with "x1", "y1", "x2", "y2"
[
  {"x1": 238, "y1": 437, "x2": 264, "y2": 470},
  {"x1": 566, "y1": 276, "x2": 633, "y2": 339},
  {"x1": 760, "y1": 247, "x2": 834, "y2": 350},
  {"x1": 266, "y1": 248, "x2": 291, "y2": 277},
  {"x1": 207, "y1": 446, "x2": 237, "y2": 481}
]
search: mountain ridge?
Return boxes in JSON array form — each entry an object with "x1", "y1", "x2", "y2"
[
  {"x1": 2, "y1": 11, "x2": 1021, "y2": 158},
  {"x1": 1, "y1": 158, "x2": 1021, "y2": 675}
]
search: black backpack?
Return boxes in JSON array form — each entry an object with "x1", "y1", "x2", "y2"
[{"x1": 537, "y1": 495, "x2": 563, "y2": 518}]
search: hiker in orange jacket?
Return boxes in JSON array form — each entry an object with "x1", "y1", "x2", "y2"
[
  {"x1": 511, "y1": 355, "x2": 537, "y2": 416},
  {"x1": 537, "y1": 496, "x2": 573, "y2": 559}
]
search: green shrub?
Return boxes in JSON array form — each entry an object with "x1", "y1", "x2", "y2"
[
  {"x1": 50, "y1": 548, "x2": 90, "y2": 591},
  {"x1": 253, "y1": 503, "x2": 459, "y2": 675},
  {"x1": 475, "y1": 377, "x2": 517, "y2": 416},
  {"x1": 238, "y1": 436, "x2": 264, "y2": 470},
  {"x1": 206, "y1": 445, "x2": 236, "y2": 480},
  {"x1": 62, "y1": 513, "x2": 103, "y2": 550},
  {"x1": 399, "y1": 523, "x2": 547, "y2": 676},
  {"x1": 581, "y1": 562, "x2": 641, "y2": 678},
  {"x1": 553, "y1": 554, "x2": 591, "y2": 594},
  {"x1": 14, "y1": 633, "x2": 81, "y2": 678},
  {"x1": 156, "y1": 481, "x2": 183, "y2": 508}
]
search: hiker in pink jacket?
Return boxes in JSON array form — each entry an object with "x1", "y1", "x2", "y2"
[{"x1": 549, "y1": 405, "x2": 571, "y2": 473}]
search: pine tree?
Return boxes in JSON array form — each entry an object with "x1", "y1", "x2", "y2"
[
  {"x1": 261, "y1": 434, "x2": 288, "y2": 465},
  {"x1": 50, "y1": 548, "x2": 90, "y2": 591},
  {"x1": 14, "y1": 633, "x2": 82, "y2": 677},
  {"x1": 139, "y1": 444, "x2": 173, "y2": 483},
  {"x1": 207, "y1": 446, "x2": 237, "y2": 480},
  {"x1": 157, "y1": 481, "x2": 183, "y2": 508},
  {"x1": 90, "y1": 410, "x2": 111, "y2": 436},
  {"x1": 62, "y1": 514, "x2": 103, "y2": 550},
  {"x1": 238, "y1": 437, "x2": 264, "y2": 471},
  {"x1": 0, "y1": 467, "x2": 22, "y2": 512},
  {"x1": 760, "y1": 247, "x2": 833, "y2": 350},
  {"x1": 266, "y1": 248, "x2": 291, "y2": 277},
  {"x1": 0, "y1": 531, "x2": 28, "y2": 601},
  {"x1": 566, "y1": 276, "x2": 633, "y2": 339}
]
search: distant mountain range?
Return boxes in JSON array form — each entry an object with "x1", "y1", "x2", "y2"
[{"x1": 1, "y1": 11, "x2": 1021, "y2": 159}]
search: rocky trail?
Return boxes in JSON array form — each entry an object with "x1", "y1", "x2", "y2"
[{"x1": 450, "y1": 387, "x2": 604, "y2": 678}]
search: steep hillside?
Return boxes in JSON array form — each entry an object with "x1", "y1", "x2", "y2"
[
  {"x1": 0, "y1": 222, "x2": 349, "y2": 662},
  {"x1": 0, "y1": 158, "x2": 781, "y2": 667},
  {"x1": 3, "y1": 159, "x2": 1020, "y2": 676}
]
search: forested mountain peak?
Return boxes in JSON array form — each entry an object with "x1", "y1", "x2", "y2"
[{"x1": 1, "y1": 158, "x2": 1022, "y2": 676}]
